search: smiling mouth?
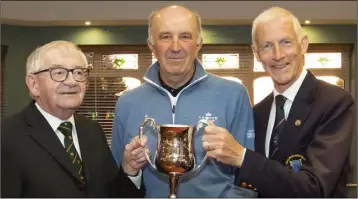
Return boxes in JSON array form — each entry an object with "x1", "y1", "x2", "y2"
[
  {"x1": 273, "y1": 63, "x2": 288, "y2": 69},
  {"x1": 168, "y1": 57, "x2": 185, "y2": 60},
  {"x1": 60, "y1": 92, "x2": 78, "y2": 95}
]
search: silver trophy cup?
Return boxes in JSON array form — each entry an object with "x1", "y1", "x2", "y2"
[{"x1": 139, "y1": 116, "x2": 208, "y2": 198}]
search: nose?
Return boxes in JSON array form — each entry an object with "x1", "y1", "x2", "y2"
[
  {"x1": 170, "y1": 38, "x2": 181, "y2": 52},
  {"x1": 273, "y1": 43, "x2": 285, "y2": 61},
  {"x1": 63, "y1": 71, "x2": 77, "y2": 85}
]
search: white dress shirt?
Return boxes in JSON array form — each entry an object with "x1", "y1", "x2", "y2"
[
  {"x1": 35, "y1": 103, "x2": 142, "y2": 189},
  {"x1": 264, "y1": 69, "x2": 308, "y2": 157},
  {"x1": 35, "y1": 102, "x2": 82, "y2": 159}
]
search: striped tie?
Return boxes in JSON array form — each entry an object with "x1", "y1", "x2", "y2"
[
  {"x1": 58, "y1": 121, "x2": 85, "y2": 183},
  {"x1": 269, "y1": 94, "x2": 287, "y2": 158}
]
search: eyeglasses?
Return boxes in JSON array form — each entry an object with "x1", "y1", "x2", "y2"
[{"x1": 33, "y1": 67, "x2": 89, "y2": 82}]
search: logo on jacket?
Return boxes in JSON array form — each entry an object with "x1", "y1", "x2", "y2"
[
  {"x1": 285, "y1": 154, "x2": 306, "y2": 172},
  {"x1": 246, "y1": 129, "x2": 255, "y2": 139},
  {"x1": 198, "y1": 112, "x2": 218, "y2": 122}
]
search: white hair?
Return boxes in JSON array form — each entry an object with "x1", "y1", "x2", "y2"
[
  {"x1": 26, "y1": 40, "x2": 88, "y2": 75},
  {"x1": 251, "y1": 7, "x2": 305, "y2": 49},
  {"x1": 147, "y1": 4, "x2": 203, "y2": 45}
]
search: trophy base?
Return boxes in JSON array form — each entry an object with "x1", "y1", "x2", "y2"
[{"x1": 169, "y1": 173, "x2": 180, "y2": 198}]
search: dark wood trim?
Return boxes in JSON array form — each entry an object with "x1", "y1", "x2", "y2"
[{"x1": 1, "y1": 45, "x2": 8, "y2": 117}]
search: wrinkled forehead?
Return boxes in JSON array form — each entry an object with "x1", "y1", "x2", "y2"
[
  {"x1": 42, "y1": 47, "x2": 87, "y2": 68},
  {"x1": 152, "y1": 11, "x2": 198, "y2": 35},
  {"x1": 255, "y1": 17, "x2": 296, "y2": 43}
]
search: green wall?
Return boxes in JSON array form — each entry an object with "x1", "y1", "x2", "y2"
[{"x1": 1, "y1": 24, "x2": 357, "y2": 196}]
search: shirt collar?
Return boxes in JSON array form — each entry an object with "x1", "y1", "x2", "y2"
[
  {"x1": 273, "y1": 69, "x2": 307, "y2": 102},
  {"x1": 35, "y1": 102, "x2": 75, "y2": 132},
  {"x1": 158, "y1": 65, "x2": 196, "y2": 97},
  {"x1": 144, "y1": 58, "x2": 207, "y2": 86}
]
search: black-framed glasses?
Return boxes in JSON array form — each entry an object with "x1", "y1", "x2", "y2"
[{"x1": 33, "y1": 67, "x2": 89, "y2": 82}]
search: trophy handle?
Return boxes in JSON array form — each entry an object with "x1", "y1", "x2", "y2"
[
  {"x1": 139, "y1": 116, "x2": 157, "y2": 170},
  {"x1": 191, "y1": 119, "x2": 209, "y2": 173}
]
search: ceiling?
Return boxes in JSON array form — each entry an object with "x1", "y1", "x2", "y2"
[{"x1": 1, "y1": 1, "x2": 357, "y2": 26}]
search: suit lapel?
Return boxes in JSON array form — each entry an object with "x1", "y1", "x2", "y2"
[
  {"x1": 273, "y1": 71, "x2": 316, "y2": 162},
  {"x1": 254, "y1": 93, "x2": 273, "y2": 155},
  {"x1": 25, "y1": 101, "x2": 85, "y2": 184}
]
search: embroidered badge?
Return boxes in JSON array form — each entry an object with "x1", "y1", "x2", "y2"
[
  {"x1": 246, "y1": 129, "x2": 255, "y2": 139},
  {"x1": 285, "y1": 154, "x2": 306, "y2": 172},
  {"x1": 198, "y1": 112, "x2": 218, "y2": 123}
]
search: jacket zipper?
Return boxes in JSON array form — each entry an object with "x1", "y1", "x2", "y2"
[{"x1": 144, "y1": 74, "x2": 208, "y2": 124}]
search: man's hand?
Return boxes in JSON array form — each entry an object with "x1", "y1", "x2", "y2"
[
  {"x1": 202, "y1": 121, "x2": 245, "y2": 167},
  {"x1": 121, "y1": 135, "x2": 148, "y2": 176}
]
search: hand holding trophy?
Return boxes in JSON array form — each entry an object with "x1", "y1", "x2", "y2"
[{"x1": 139, "y1": 116, "x2": 208, "y2": 198}]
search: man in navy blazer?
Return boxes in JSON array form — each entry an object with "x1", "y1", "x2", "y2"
[
  {"x1": 202, "y1": 7, "x2": 355, "y2": 197},
  {"x1": 1, "y1": 41, "x2": 147, "y2": 197}
]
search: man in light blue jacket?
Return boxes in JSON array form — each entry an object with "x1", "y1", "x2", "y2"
[{"x1": 111, "y1": 4, "x2": 257, "y2": 198}]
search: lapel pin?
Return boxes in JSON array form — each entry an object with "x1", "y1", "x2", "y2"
[{"x1": 295, "y1": 119, "x2": 301, "y2": 127}]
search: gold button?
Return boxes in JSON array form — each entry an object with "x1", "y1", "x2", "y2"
[
  {"x1": 241, "y1": 182, "x2": 247, "y2": 188},
  {"x1": 248, "y1": 184, "x2": 252, "y2": 189}
]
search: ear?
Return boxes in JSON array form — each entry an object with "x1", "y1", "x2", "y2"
[
  {"x1": 300, "y1": 35, "x2": 309, "y2": 55},
  {"x1": 26, "y1": 74, "x2": 40, "y2": 97},
  {"x1": 147, "y1": 39, "x2": 156, "y2": 58},
  {"x1": 196, "y1": 38, "x2": 203, "y2": 54},
  {"x1": 251, "y1": 44, "x2": 261, "y2": 63}
]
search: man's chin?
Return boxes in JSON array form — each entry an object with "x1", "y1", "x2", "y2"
[
  {"x1": 168, "y1": 71, "x2": 185, "y2": 76},
  {"x1": 273, "y1": 78, "x2": 295, "y2": 89},
  {"x1": 57, "y1": 101, "x2": 83, "y2": 110}
]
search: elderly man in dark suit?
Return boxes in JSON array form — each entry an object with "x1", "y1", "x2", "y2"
[
  {"x1": 1, "y1": 40, "x2": 147, "y2": 197},
  {"x1": 202, "y1": 7, "x2": 355, "y2": 197}
]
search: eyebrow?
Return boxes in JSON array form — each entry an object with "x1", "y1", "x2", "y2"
[
  {"x1": 158, "y1": 31, "x2": 171, "y2": 36},
  {"x1": 49, "y1": 64, "x2": 84, "y2": 69},
  {"x1": 158, "y1": 31, "x2": 194, "y2": 35},
  {"x1": 280, "y1": 37, "x2": 295, "y2": 43},
  {"x1": 258, "y1": 42, "x2": 272, "y2": 47},
  {"x1": 180, "y1": 31, "x2": 193, "y2": 35},
  {"x1": 259, "y1": 37, "x2": 293, "y2": 45}
]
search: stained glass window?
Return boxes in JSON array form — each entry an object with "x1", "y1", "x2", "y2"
[
  {"x1": 202, "y1": 54, "x2": 239, "y2": 69},
  {"x1": 102, "y1": 54, "x2": 139, "y2": 69},
  {"x1": 304, "y1": 53, "x2": 342, "y2": 68},
  {"x1": 84, "y1": 52, "x2": 94, "y2": 69}
]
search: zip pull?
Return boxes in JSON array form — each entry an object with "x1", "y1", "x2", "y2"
[{"x1": 172, "y1": 105, "x2": 176, "y2": 114}]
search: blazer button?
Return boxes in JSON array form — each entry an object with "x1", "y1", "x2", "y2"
[
  {"x1": 78, "y1": 184, "x2": 86, "y2": 190},
  {"x1": 248, "y1": 184, "x2": 252, "y2": 189},
  {"x1": 241, "y1": 182, "x2": 247, "y2": 188}
]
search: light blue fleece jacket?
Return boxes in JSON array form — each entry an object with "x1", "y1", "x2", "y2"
[{"x1": 111, "y1": 59, "x2": 255, "y2": 197}]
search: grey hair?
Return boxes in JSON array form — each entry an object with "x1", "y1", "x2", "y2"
[
  {"x1": 26, "y1": 40, "x2": 88, "y2": 75},
  {"x1": 147, "y1": 4, "x2": 203, "y2": 45},
  {"x1": 251, "y1": 7, "x2": 305, "y2": 49}
]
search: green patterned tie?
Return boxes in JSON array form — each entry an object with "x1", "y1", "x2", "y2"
[{"x1": 58, "y1": 121, "x2": 85, "y2": 183}]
